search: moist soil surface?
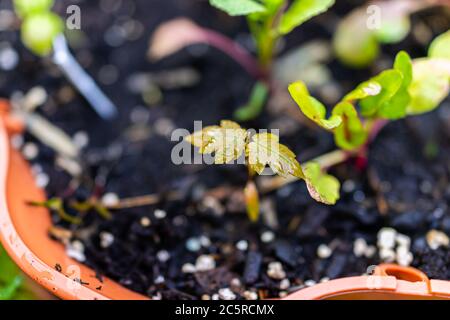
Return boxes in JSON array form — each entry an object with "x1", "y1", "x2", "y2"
[{"x1": 1, "y1": 0, "x2": 450, "y2": 299}]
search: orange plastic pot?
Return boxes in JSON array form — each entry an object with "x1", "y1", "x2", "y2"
[
  {"x1": 1, "y1": 99, "x2": 450, "y2": 300},
  {"x1": 285, "y1": 264, "x2": 450, "y2": 300}
]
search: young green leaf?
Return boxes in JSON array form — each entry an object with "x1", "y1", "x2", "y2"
[
  {"x1": 244, "y1": 180, "x2": 260, "y2": 222},
  {"x1": 377, "y1": 51, "x2": 413, "y2": 119},
  {"x1": 333, "y1": 0, "x2": 423, "y2": 68},
  {"x1": 234, "y1": 81, "x2": 269, "y2": 121},
  {"x1": 406, "y1": 58, "x2": 450, "y2": 115},
  {"x1": 13, "y1": 0, "x2": 54, "y2": 18},
  {"x1": 0, "y1": 246, "x2": 21, "y2": 300},
  {"x1": 279, "y1": 0, "x2": 335, "y2": 35},
  {"x1": 357, "y1": 70, "x2": 403, "y2": 118},
  {"x1": 333, "y1": 7, "x2": 379, "y2": 68},
  {"x1": 343, "y1": 80, "x2": 383, "y2": 102},
  {"x1": 303, "y1": 162, "x2": 340, "y2": 205},
  {"x1": 247, "y1": 133, "x2": 304, "y2": 179},
  {"x1": 373, "y1": 13, "x2": 410, "y2": 44},
  {"x1": 429, "y1": 30, "x2": 450, "y2": 59},
  {"x1": 394, "y1": 51, "x2": 413, "y2": 85},
  {"x1": 209, "y1": 0, "x2": 266, "y2": 16},
  {"x1": 343, "y1": 51, "x2": 412, "y2": 119},
  {"x1": 289, "y1": 81, "x2": 342, "y2": 130},
  {"x1": 332, "y1": 102, "x2": 367, "y2": 150},
  {"x1": 21, "y1": 12, "x2": 63, "y2": 56},
  {"x1": 185, "y1": 120, "x2": 247, "y2": 164}
]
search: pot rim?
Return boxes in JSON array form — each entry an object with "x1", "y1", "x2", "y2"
[{"x1": 284, "y1": 264, "x2": 450, "y2": 300}]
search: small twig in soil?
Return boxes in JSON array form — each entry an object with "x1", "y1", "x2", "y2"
[
  {"x1": 48, "y1": 226, "x2": 73, "y2": 245},
  {"x1": 104, "y1": 191, "x2": 183, "y2": 210}
]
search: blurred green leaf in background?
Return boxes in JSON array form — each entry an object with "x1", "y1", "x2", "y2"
[{"x1": 0, "y1": 245, "x2": 36, "y2": 300}]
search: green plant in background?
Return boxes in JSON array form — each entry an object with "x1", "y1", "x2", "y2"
[
  {"x1": 209, "y1": 0, "x2": 335, "y2": 122},
  {"x1": 429, "y1": 30, "x2": 450, "y2": 59},
  {"x1": 13, "y1": 0, "x2": 63, "y2": 56},
  {"x1": 333, "y1": 0, "x2": 450, "y2": 68},
  {"x1": 210, "y1": 0, "x2": 335, "y2": 71},
  {"x1": 0, "y1": 245, "x2": 35, "y2": 300}
]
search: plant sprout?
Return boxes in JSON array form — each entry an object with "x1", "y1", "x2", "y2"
[
  {"x1": 29, "y1": 197, "x2": 113, "y2": 225},
  {"x1": 292, "y1": 33, "x2": 450, "y2": 153},
  {"x1": 185, "y1": 120, "x2": 340, "y2": 221},
  {"x1": 210, "y1": 0, "x2": 335, "y2": 72},
  {"x1": 207, "y1": 0, "x2": 335, "y2": 121}
]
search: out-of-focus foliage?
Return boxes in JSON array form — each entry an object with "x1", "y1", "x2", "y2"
[
  {"x1": 209, "y1": 0, "x2": 265, "y2": 16},
  {"x1": 407, "y1": 32, "x2": 450, "y2": 115},
  {"x1": 0, "y1": 245, "x2": 35, "y2": 300},
  {"x1": 210, "y1": 0, "x2": 335, "y2": 67},
  {"x1": 13, "y1": 0, "x2": 63, "y2": 56},
  {"x1": 278, "y1": 0, "x2": 335, "y2": 35},
  {"x1": 429, "y1": 30, "x2": 450, "y2": 59},
  {"x1": 21, "y1": 12, "x2": 63, "y2": 56},
  {"x1": 234, "y1": 81, "x2": 269, "y2": 121},
  {"x1": 407, "y1": 58, "x2": 450, "y2": 115},
  {"x1": 333, "y1": 0, "x2": 445, "y2": 68},
  {"x1": 13, "y1": 0, "x2": 53, "y2": 18}
]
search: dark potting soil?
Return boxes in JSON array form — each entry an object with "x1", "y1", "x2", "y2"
[{"x1": 1, "y1": 0, "x2": 450, "y2": 299}]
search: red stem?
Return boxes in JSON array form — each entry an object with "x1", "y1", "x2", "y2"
[
  {"x1": 203, "y1": 30, "x2": 264, "y2": 80},
  {"x1": 368, "y1": 119, "x2": 389, "y2": 143}
]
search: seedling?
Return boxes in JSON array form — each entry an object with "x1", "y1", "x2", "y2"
[
  {"x1": 292, "y1": 38, "x2": 450, "y2": 153},
  {"x1": 151, "y1": 1, "x2": 335, "y2": 121},
  {"x1": 12, "y1": 0, "x2": 118, "y2": 120},
  {"x1": 334, "y1": 0, "x2": 450, "y2": 68},
  {"x1": 270, "y1": 33, "x2": 450, "y2": 192},
  {"x1": 185, "y1": 120, "x2": 340, "y2": 221},
  {"x1": 210, "y1": 0, "x2": 335, "y2": 71},
  {"x1": 210, "y1": 0, "x2": 335, "y2": 120},
  {"x1": 29, "y1": 197, "x2": 112, "y2": 225}
]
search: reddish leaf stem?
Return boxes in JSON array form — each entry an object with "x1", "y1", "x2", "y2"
[{"x1": 203, "y1": 30, "x2": 264, "y2": 79}]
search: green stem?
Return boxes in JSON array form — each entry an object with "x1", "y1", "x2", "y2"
[
  {"x1": 258, "y1": 32, "x2": 277, "y2": 72},
  {"x1": 248, "y1": 0, "x2": 287, "y2": 75}
]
